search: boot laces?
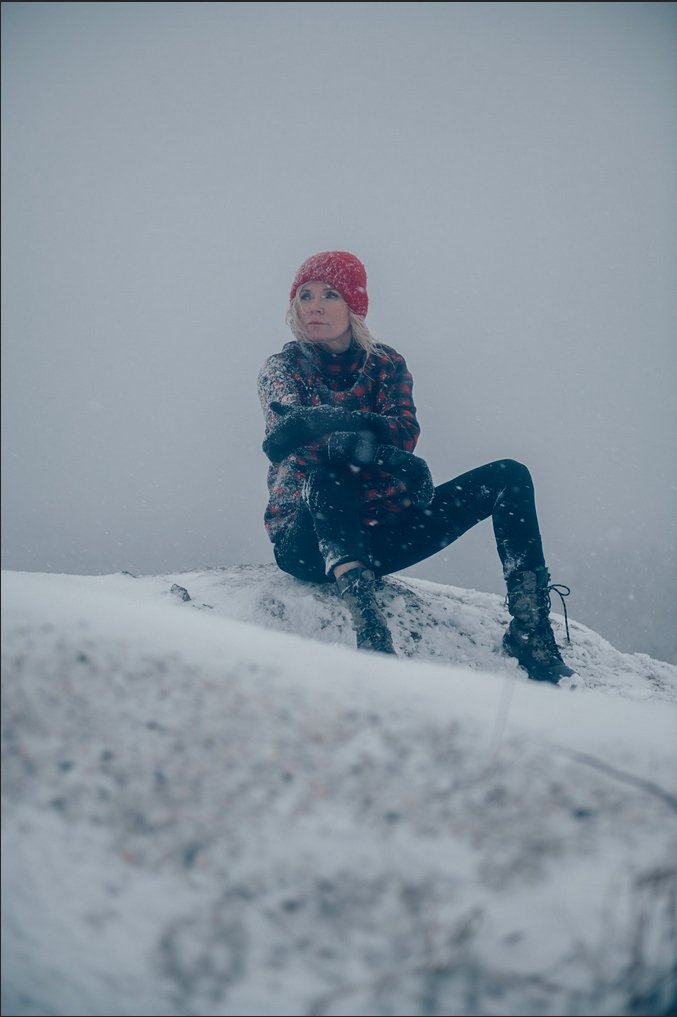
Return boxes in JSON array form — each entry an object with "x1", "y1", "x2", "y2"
[
  {"x1": 546, "y1": 583, "x2": 572, "y2": 644},
  {"x1": 505, "y1": 573, "x2": 573, "y2": 645}
]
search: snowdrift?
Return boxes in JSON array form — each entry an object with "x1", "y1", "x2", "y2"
[{"x1": 2, "y1": 564, "x2": 677, "y2": 1017}]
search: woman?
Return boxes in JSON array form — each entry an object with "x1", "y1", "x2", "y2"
[{"x1": 258, "y1": 250, "x2": 574, "y2": 683}]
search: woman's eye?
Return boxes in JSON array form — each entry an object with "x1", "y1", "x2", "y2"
[
  {"x1": 299, "y1": 291, "x2": 311, "y2": 300},
  {"x1": 324, "y1": 290, "x2": 339, "y2": 299}
]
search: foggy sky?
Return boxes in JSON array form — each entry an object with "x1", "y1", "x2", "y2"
[{"x1": 2, "y1": 1, "x2": 676, "y2": 661}]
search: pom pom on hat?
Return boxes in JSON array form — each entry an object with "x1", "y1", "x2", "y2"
[{"x1": 289, "y1": 251, "x2": 368, "y2": 317}]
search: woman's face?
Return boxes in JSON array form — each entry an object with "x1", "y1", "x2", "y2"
[{"x1": 297, "y1": 280, "x2": 352, "y2": 352}]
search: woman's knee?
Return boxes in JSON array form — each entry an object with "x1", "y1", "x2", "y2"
[{"x1": 495, "y1": 458, "x2": 533, "y2": 489}]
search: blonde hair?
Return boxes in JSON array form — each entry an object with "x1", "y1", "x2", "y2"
[{"x1": 285, "y1": 296, "x2": 383, "y2": 357}]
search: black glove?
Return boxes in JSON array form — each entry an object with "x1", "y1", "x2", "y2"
[
  {"x1": 263, "y1": 403, "x2": 390, "y2": 463},
  {"x1": 326, "y1": 430, "x2": 380, "y2": 466},
  {"x1": 327, "y1": 432, "x2": 435, "y2": 508},
  {"x1": 374, "y1": 445, "x2": 435, "y2": 507}
]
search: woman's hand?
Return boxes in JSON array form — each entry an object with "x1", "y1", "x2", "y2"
[
  {"x1": 327, "y1": 432, "x2": 435, "y2": 507},
  {"x1": 263, "y1": 404, "x2": 389, "y2": 462}
]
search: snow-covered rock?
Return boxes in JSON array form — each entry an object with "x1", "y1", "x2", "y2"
[{"x1": 2, "y1": 565, "x2": 676, "y2": 1017}]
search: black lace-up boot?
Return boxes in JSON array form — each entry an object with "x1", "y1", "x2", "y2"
[
  {"x1": 335, "y1": 566, "x2": 396, "y2": 655},
  {"x1": 503, "y1": 566, "x2": 575, "y2": 684}
]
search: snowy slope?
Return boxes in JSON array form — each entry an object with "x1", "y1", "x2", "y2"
[{"x1": 2, "y1": 565, "x2": 677, "y2": 1017}]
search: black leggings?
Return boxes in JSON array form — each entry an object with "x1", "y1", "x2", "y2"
[{"x1": 273, "y1": 459, "x2": 546, "y2": 586}]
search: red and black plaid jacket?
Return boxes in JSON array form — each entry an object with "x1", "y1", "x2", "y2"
[{"x1": 257, "y1": 340, "x2": 421, "y2": 543}]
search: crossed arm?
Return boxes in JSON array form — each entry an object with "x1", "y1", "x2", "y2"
[{"x1": 258, "y1": 358, "x2": 434, "y2": 507}]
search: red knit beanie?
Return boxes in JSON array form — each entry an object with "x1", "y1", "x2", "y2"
[{"x1": 289, "y1": 251, "x2": 369, "y2": 317}]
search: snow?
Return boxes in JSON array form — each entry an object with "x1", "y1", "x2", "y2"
[{"x1": 2, "y1": 564, "x2": 676, "y2": 1017}]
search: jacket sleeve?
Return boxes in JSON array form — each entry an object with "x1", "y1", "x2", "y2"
[
  {"x1": 375, "y1": 350, "x2": 420, "y2": 452},
  {"x1": 257, "y1": 356, "x2": 332, "y2": 464},
  {"x1": 257, "y1": 355, "x2": 303, "y2": 435}
]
